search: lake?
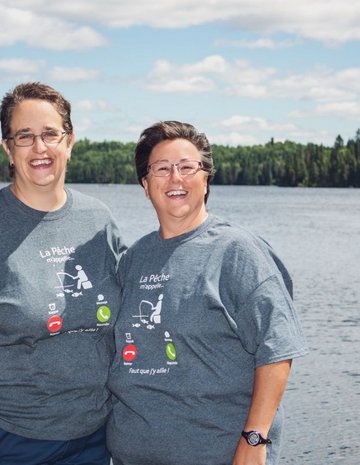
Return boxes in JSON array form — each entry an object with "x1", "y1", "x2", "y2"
[{"x1": 3, "y1": 182, "x2": 360, "y2": 464}]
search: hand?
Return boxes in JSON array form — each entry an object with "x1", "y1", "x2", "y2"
[{"x1": 232, "y1": 438, "x2": 267, "y2": 465}]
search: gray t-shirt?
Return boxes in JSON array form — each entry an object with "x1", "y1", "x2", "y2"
[
  {"x1": 0, "y1": 185, "x2": 126, "y2": 440},
  {"x1": 107, "y1": 215, "x2": 307, "y2": 465}
]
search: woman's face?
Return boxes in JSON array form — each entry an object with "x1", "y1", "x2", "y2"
[
  {"x1": 2, "y1": 98, "x2": 74, "y2": 194},
  {"x1": 142, "y1": 138, "x2": 208, "y2": 235}
]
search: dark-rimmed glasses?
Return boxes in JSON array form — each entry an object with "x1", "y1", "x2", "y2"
[
  {"x1": 7, "y1": 130, "x2": 68, "y2": 147},
  {"x1": 148, "y1": 160, "x2": 204, "y2": 177}
]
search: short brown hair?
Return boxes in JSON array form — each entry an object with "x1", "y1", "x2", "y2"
[
  {"x1": 1, "y1": 81, "x2": 73, "y2": 139},
  {"x1": 135, "y1": 120, "x2": 215, "y2": 203}
]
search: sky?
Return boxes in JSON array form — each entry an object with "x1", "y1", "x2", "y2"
[{"x1": 0, "y1": 0, "x2": 359, "y2": 147}]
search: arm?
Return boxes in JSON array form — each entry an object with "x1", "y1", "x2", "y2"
[{"x1": 232, "y1": 359, "x2": 292, "y2": 465}]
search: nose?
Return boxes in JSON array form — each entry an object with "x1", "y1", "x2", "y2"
[
  {"x1": 32, "y1": 134, "x2": 47, "y2": 152},
  {"x1": 169, "y1": 164, "x2": 182, "y2": 181}
]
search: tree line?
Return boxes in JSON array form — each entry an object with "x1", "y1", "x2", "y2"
[{"x1": 1, "y1": 130, "x2": 360, "y2": 187}]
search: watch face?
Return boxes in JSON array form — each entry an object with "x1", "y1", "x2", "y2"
[{"x1": 248, "y1": 432, "x2": 260, "y2": 446}]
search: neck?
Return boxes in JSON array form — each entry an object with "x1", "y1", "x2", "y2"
[
  {"x1": 11, "y1": 183, "x2": 67, "y2": 212},
  {"x1": 159, "y1": 209, "x2": 208, "y2": 239}
]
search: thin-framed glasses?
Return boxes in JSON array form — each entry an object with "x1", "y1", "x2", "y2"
[
  {"x1": 7, "y1": 130, "x2": 68, "y2": 147},
  {"x1": 148, "y1": 160, "x2": 204, "y2": 177}
]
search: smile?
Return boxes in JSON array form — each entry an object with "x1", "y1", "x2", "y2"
[
  {"x1": 166, "y1": 190, "x2": 187, "y2": 197},
  {"x1": 30, "y1": 159, "x2": 52, "y2": 167}
]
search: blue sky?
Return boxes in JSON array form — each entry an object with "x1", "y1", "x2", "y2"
[{"x1": 0, "y1": 0, "x2": 359, "y2": 146}]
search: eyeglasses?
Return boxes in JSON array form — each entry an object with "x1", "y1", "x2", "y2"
[
  {"x1": 7, "y1": 130, "x2": 68, "y2": 147},
  {"x1": 148, "y1": 160, "x2": 204, "y2": 177}
]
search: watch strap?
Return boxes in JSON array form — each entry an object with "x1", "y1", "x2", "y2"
[{"x1": 241, "y1": 430, "x2": 272, "y2": 446}]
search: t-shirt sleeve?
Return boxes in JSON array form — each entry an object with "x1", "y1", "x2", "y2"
[
  {"x1": 236, "y1": 273, "x2": 308, "y2": 367},
  {"x1": 105, "y1": 216, "x2": 127, "y2": 281},
  {"x1": 117, "y1": 249, "x2": 129, "y2": 292}
]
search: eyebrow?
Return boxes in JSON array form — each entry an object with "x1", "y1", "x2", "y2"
[
  {"x1": 152, "y1": 157, "x2": 196, "y2": 163},
  {"x1": 14, "y1": 125, "x2": 60, "y2": 135},
  {"x1": 14, "y1": 128, "x2": 32, "y2": 135}
]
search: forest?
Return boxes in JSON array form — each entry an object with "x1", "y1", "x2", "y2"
[{"x1": 1, "y1": 130, "x2": 359, "y2": 187}]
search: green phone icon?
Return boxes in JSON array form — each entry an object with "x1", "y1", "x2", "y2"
[
  {"x1": 166, "y1": 342, "x2": 177, "y2": 361},
  {"x1": 97, "y1": 305, "x2": 111, "y2": 322}
]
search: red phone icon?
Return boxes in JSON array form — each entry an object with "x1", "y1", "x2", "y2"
[
  {"x1": 47, "y1": 315, "x2": 63, "y2": 333},
  {"x1": 122, "y1": 343, "x2": 138, "y2": 362}
]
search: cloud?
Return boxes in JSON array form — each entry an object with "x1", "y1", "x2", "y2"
[
  {"x1": 143, "y1": 55, "x2": 360, "y2": 119},
  {"x1": 208, "y1": 115, "x2": 298, "y2": 146},
  {"x1": 210, "y1": 132, "x2": 260, "y2": 146},
  {"x1": 47, "y1": 67, "x2": 101, "y2": 82},
  {"x1": 74, "y1": 117, "x2": 93, "y2": 134},
  {"x1": 214, "y1": 38, "x2": 300, "y2": 49},
  {"x1": 145, "y1": 58, "x2": 220, "y2": 93},
  {"x1": 75, "y1": 100, "x2": 109, "y2": 111},
  {"x1": 210, "y1": 115, "x2": 334, "y2": 146},
  {"x1": 146, "y1": 76, "x2": 215, "y2": 93},
  {"x1": 7, "y1": 0, "x2": 360, "y2": 44},
  {"x1": 221, "y1": 115, "x2": 297, "y2": 132},
  {"x1": 0, "y1": 58, "x2": 44, "y2": 76},
  {"x1": 0, "y1": 4, "x2": 106, "y2": 50},
  {"x1": 144, "y1": 55, "x2": 275, "y2": 96},
  {"x1": 315, "y1": 101, "x2": 360, "y2": 118},
  {"x1": 270, "y1": 67, "x2": 360, "y2": 102}
]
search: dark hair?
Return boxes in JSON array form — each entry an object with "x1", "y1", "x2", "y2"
[
  {"x1": 135, "y1": 120, "x2": 215, "y2": 203},
  {"x1": 1, "y1": 82, "x2": 73, "y2": 177}
]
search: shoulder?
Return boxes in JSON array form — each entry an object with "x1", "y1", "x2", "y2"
[
  {"x1": 67, "y1": 187, "x2": 103, "y2": 207},
  {"x1": 128, "y1": 230, "x2": 159, "y2": 254},
  {"x1": 67, "y1": 187, "x2": 110, "y2": 212},
  {"x1": 206, "y1": 215, "x2": 268, "y2": 253},
  {"x1": 118, "y1": 230, "x2": 157, "y2": 274},
  {"x1": 0, "y1": 184, "x2": 11, "y2": 202},
  {"x1": 207, "y1": 215, "x2": 293, "y2": 294}
]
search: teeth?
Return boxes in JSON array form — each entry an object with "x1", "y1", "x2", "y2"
[
  {"x1": 31, "y1": 159, "x2": 52, "y2": 166},
  {"x1": 167, "y1": 190, "x2": 186, "y2": 197}
]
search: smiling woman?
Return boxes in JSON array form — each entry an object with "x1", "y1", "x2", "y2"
[
  {"x1": 1, "y1": 85, "x2": 75, "y2": 211},
  {"x1": 142, "y1": 138, "x2": 209, "y2": 238},
  {"x1": 107, "y1": 120, "x2": 308, "y2": 465},
  {"x1": 0, "y1": 82, "x2": 126, "y2": 465}
]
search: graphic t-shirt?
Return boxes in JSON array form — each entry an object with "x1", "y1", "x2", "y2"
[
  {"x1": 0, "y1": 185, "x2": 126, "y2": 440},
  {"x1": 107, "y1": 215, "x2": 307, "y2": 465}
]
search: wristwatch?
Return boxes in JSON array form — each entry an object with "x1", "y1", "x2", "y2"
[{"x1": 241, "y1": 430, "x2": 272, "y2": 446}]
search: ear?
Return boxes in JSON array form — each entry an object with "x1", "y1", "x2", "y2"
[
  {"x1": 142, "y1": 177, "x2": 150, "y2": 198},
  {"x1": 2, "y1": 139, "x2": 14, "y2": 165},
  {"x1": 66, "y1": 132, "x2": 76, "y2": 160},
  {"x1": 203, "y1": 173, "x2": 208, "y2": 194}
]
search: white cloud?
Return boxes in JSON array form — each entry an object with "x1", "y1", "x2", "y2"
[
  {"x1": 210, "y1": 115, "x2": 335, "y2": 146},
  {"x1": 315, "y1": 101, "x2": 360, "y2": 118},
  {"x1": 143, "y1": 55, "x2": 360, "y2": 122},
  {"x1": 207, "y1": 115, "x2": 300, "y2": 146},
  {"x1": 0, "y1": 58, "x2": 44, "y2": 75},
  {"x1": 145, "y1": 58, "x2": 219, "y2": 93},
  {"x1": 75, "y1": 100, "x2": 109, "y2": 111},
  {"x1": 147, "y1": 76, "x2": 215, "y2": 93},
  {"x1": 182, "y1": 55, "x2": 229, "y2": 74},
  {"x1": 74, "y1": 117, "x2": 93, "y2": 134},
  {"x1": 210, "y1": 131, "x2": 260, "y2": 146},
  {"x1": 270, "y1": 67, "x2": 360, "y2": 102},
  {"x1": 214, "y1": 38, "x2": 300, "y2": 49},
  {"x1": 145, "y1": 56, "x2": 275, "y2": 96},
  {"x1": 221, "y1": 115, "x2": 297, "y2": 132},
  {"x1": 7, "y1": 0, "x2": 360, "y2": 44},
  {"x1": 0, "y1": 4, "x2": 106, "y2": 50},
  {"x1": 47, "y1": 67, "x2": 101, "y2": 82}
]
